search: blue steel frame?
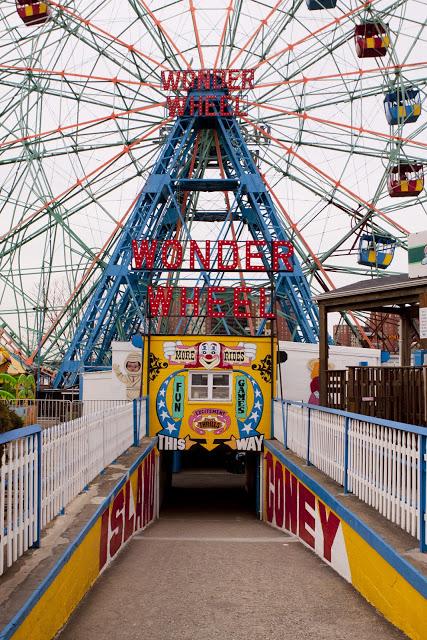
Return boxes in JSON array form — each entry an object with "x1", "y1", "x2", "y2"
[{"x1": 54, "y1": 85, "x2": 320, "y2": 388}]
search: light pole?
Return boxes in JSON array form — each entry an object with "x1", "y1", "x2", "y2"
[{"x1": 32, "y1": 305, "x2": 48, "y2": 395}]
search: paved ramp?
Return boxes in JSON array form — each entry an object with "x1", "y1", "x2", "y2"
[{"x1": 60, "y1": 470, "x2": 405, "y2": 640}]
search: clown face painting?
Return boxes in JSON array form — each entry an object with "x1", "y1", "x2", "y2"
[{"x1": 199, "y1": 341, "x2": 221, "y2": 369}]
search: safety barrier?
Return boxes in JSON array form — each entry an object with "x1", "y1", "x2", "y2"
[
  {"x1": 0, "y1": 442, "x2": 158, "y2": 640},
  {"x1": 0, "y1": 400, "x2": 146, "y2": 576},
  {"x1": 0, "y1": 426, "x2": 42, "y2": 576},
  {"x1": 273, "y1": 399, "x2": 427, "y2": 552},
  {"x1": 3, "y1": 399, "x2": 130, "y2": 428},
  {"x1": 41, "y1": 403, "x2": 135, "y2": 528},
  {"x1": 263, "y1": 440, "x2": 427, "y2": 640}
]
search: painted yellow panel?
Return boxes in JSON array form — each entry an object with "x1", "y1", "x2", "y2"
[
  {"x1": 9, "y1": 449, "x2": 157, "y2": 640},
  {"x1": 343, "y1": 523, "x2": 427, "y2": 640},
  {"x1": 264, "y1": 448, "x2": 427, "y2": 640},
  {"x1": 147, "y1": 335, "x2": 275, "y2": 451},
  {"x1": 11, "y1": 520, "x2": 101, "y2": 640}
]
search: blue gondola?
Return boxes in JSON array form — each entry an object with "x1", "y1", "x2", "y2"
[
  {"x1": 306, "y1": 0, "x2": 337, "y2": 9},
  {"x1": 384, "y1": 88, "x2": 421, "y2": 125},
  {"x1": 358, "y1": 235, "x2": 395, "y2": 269}
]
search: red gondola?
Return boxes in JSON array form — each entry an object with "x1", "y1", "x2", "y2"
[
  {"x1": 354, "y1": 22, "x2": 389, "y2": 58},
  {"x1": 16, "y1": 1, "x2": 50, "y2": 26},
  {"x1": 387, "y1": 164, "x2": 424, "y2": 198}
]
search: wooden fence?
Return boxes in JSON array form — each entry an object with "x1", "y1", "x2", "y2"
[{"x1": 327, "y1": 366, "x2": 426, "y2": 426}]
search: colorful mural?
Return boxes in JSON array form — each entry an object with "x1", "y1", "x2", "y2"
[
  {"x1": 147, "y1": 336, "x2": 275, "y2": 452},
  {"x1": 2, "y1": 444, "x2": 157, "y2": 640},
  {"x1": 113, "y1": 351, "x2": 143, "y2": 400},
  {"x1": 263, "y1": 443, "x2": 427, "y2": 640}
]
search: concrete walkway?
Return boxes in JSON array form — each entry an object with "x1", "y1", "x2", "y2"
[{"x1": 60, "y1": 470, "x2": 405, "y2": 640}]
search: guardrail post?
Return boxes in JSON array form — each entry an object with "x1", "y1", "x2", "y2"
[
  {"x1": 420, "y1": 433, "x2": 427, "y2": 553},
  {"x1": 344, "y1": 417, "x2": 350, "y2": 494},
  {"x1": 133, "y1": 399, "x2": 139, "y2": 446},
  {"x1": 306, "y1": 407, "x2": 311, "y2": 466},
  {"x1": 271, "y1": 398, "x2": 274, "y2": 440},
  {"x1": 145, "y1": 396, "x2": 150, "y2": 437},
  {"x1": 34, "y1": 428, "x2": 42, "y2": 549},
  {"x1": 284, "y1": 401, "x2": 288, "y2": 449}
]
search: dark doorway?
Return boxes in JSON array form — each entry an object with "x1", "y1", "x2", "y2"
[{"x1": 159, "y1": 446, "x2": 259, "y2": 518}]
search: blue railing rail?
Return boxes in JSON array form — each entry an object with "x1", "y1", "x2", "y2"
[
  {"x1": 273, "y1": 399, "x2": 427, "y2": 553},
  {"x1": 132, "y1": 397, "x2": 149, "y2": 445},
  {"x1": 0, "y1": 424, "x2": 42, "y2": 550}
]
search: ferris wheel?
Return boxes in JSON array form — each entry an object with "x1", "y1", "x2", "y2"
[{"x1": 0, "y1": 0, "x2": 426, "y2": 368}]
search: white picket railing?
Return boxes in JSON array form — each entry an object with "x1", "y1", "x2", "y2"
[
  {"x1": 274, "y1": 399, "x2": 427, "y2": 552},
  {"x1": 0, "y1": 426, "x2": 41, "y2": 576},
  {"x1": 41, "y1": 403, "x2": 134, "y2": 528},
  {"x1": 3, "y1": 398, "x2": 130, "y2": 427},
  {"x1": 0, "y1": 399, "x2": 146, "y2": 575}
]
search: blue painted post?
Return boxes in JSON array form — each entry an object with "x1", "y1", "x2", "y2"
[
  {"x1": 255, "y1": 452, "x2": 261, "y2": 520},
  {"x1": 344, "y1": 417, "x2": 350, "y2": 494},
  {"x1": 35, "y1": 430, "x2": 42, "y2": 549},
  {"x1": 172, "y1": 452, "x2": 182, "y2": 473},
  {"x1": 284, "y1": 401, "x2": 288, "y2": 450},
  {"x1": 306, "y1": 407, "x2": 311, "y2": 466},
  {"x1": 271, "y1": 398, "x2": 274, "y2": 440},
  {"x1": 133, "y1": 399, "x2": 139, "y2": 446},
  {"x1": 420, "y1": 434, "x2": 427, "y2": 553},
  {"x1": 145, "y1": 396, "x2": 150, "y2": 437}
]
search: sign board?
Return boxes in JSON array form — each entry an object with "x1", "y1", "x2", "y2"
[
  {"x1": 408, "y1": 231, "x2": 427, "y2": 278},
  {"x1": 131, "y1": 239, "x2": 294, "y2": 321},
  {"x1": 147, "y1": 335, "x2": 275, "y2": 452},
  {"x1": 162, "y1": 68, "x2": 254, "y2": 118}
]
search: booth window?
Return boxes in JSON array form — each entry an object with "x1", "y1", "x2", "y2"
[{"x1": 189, "y1": 372, "x2": 231, "y2": 401}]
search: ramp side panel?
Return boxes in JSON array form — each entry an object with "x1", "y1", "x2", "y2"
[
  {"x1": 263, "y1": 441, "x2": 427, "y2": 640},
  {"x1": 0, "y1": 441, "x2": 158, "y2": 640}
]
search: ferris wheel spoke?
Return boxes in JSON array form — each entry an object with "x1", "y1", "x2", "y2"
[
  {"x1": 0, "y1": 61, "x2": 163, "y2": 97},
  {"x1": 252, "y1": 60, "x2": 427, "y2": 96},
  {"x1": 0, "y1": 146, "x2": 161, "y2": 261},
  {"x1": 33, "y1": 186, "x2": 148, "y2": 358},
  {"x1": 188, "y1": 1, "x2": 205, "y2": 68},
  {"x1": 245, "y1": 98, "x2": 427, "y2": 154},
  {"x1": 236, "y1": 0, "x2": 304, "y2": 73},
  {"x1": 228, "y1": 0, "x2": 288, "y2": 69},
  {"x1": 0, "y1": 117, "x2": 171, "y2": 248},
  {"x1": 213, "y1": 0, "x2": 234, "y2": 69},
  {"x1": 47, "y1": 0, "x2": 170, "y2": 77},
  {"x1": 251, "y1": 0, "x2": 369, "y2": 74},
  {"x1": 242, "y1": 114, "x2": 409, "y2": 234},
  {"x1": 126, "y1": 0, "x2": 183, "y2": 70},
  {"x1": 260, "y1": 142, "x2": 403, "y2": 244},
  {"x1": 0, "y1": 101, "x2": 165, "y2": 155},
  {"x1": 130, "y1": 0, "x2": 192, "y2": 70}
]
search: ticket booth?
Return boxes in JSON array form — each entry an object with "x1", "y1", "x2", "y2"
[{"x1": 141, "y1": 335, "x2": 276, "y2": 454}]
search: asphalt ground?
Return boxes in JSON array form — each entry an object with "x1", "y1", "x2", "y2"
[{"x1": 59, "y1": 469, "x2": 405, "y2": 640}]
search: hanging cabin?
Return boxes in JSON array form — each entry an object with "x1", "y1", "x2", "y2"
[
  {"x1": 384, "y1": 88, "x2": 421, "y2": 125},
  {"x1": 387, "y1": 163, "x2": 424, "y2": 197},
  {"x1": 358, "y1": 234, "x2": 396, "y2": 269},
  {"x1": 306, "y1": 0, "x2": 337, "y2": 9},
  {"x1": 354, "y1": 22, "x2": 390, "y2": 58},
  {"x1": 16, "y1": 1, "x2": 50, "y2": 26}
]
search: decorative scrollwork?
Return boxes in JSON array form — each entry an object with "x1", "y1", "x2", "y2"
[
  {"x1": 252, "y1": 354, "x2": 272, "y2": 383},
  {"x1": 149, "y1": 353, "x2": 168, "y2": 381}
]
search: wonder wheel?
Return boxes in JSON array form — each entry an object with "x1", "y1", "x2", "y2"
[{"x1": 0, "y1": 0, "x2": 426, "y2": 369}]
